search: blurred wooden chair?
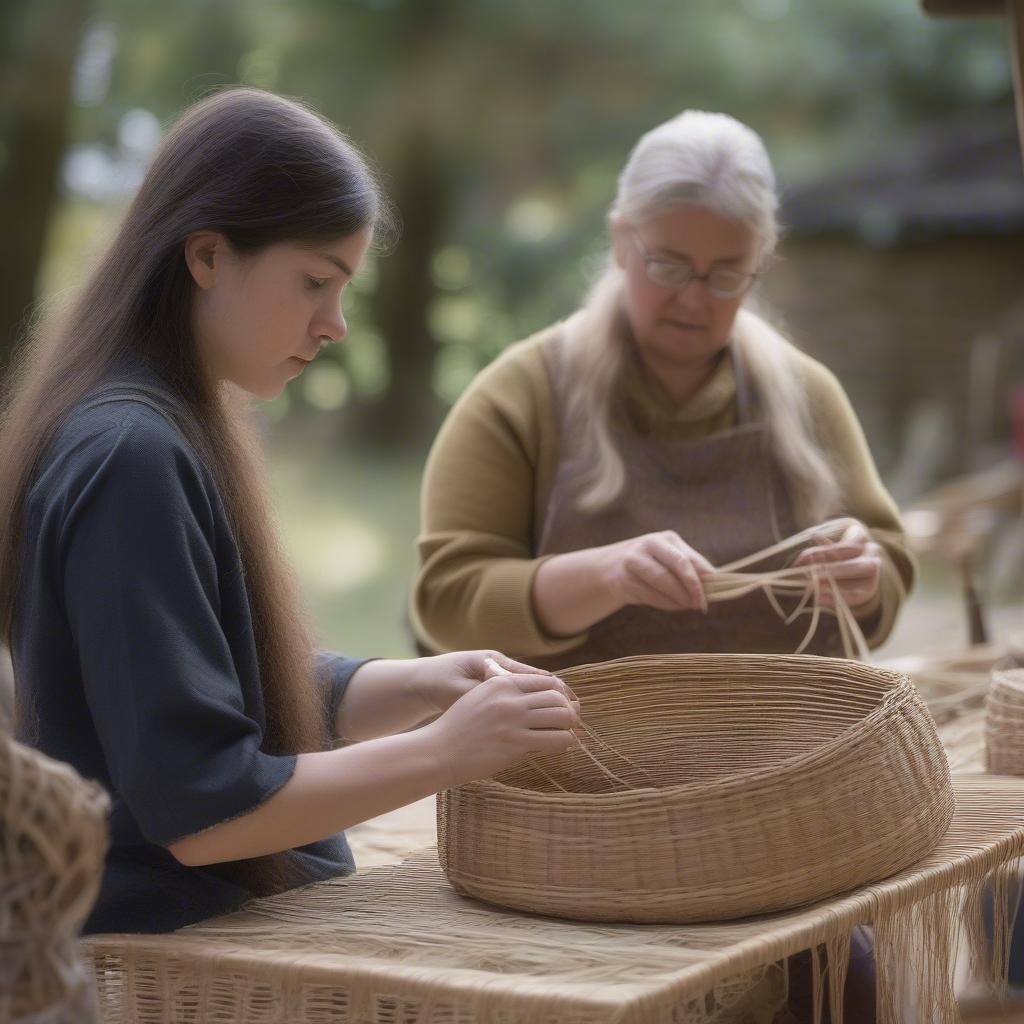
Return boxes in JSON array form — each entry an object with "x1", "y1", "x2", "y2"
[{"x1": 903, "y1": 458, "x2": 1024, "y2": 644}]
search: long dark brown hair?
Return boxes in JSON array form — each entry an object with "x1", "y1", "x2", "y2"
[{"x1": 0, "y1": 87, "x2": 393, "y2": 895}]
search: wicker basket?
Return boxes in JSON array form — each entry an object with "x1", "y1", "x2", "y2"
[
  {"x1": 438, "y1": 654, "x2": 954, "y2": 924},
  {"x1": 986, "y1": 663, "x2": 1024, "y2": 775},
  {"x1": 1, "y1": 729, "x2": 110, "y2": 1022}
]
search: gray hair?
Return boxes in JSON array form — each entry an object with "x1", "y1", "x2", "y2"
[
  {"x1": 564, "y1": 111, "x2": 841, "y2": 527},
  {"x1": 613, "y1": 110, "x2": 779, "y2": 260}
]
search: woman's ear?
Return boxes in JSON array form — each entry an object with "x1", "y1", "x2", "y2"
[
  {"x1": 184, "y1": 232, "x2": 223, "y2": 289},
  {"x1": 608, "y1": 214, "x2": 629, "y2": 270}
]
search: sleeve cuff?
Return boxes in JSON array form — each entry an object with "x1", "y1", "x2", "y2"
[
  {"x1": 862, "y1": 547, "x2": 912, "y2": 649},
  {"x1": 149, "y1": 748, "x2": 298, "y2": 845},
  {"x1": 315, "y1": 652, "x2": 375, "y2": 726}
]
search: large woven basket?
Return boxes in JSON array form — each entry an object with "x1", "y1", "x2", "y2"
[{"x1": 438, "y1": 654, "x2": 954, "y2": 924}]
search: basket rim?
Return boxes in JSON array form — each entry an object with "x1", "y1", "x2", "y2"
[{"x1": 449, "y1": 654, "x2": 928, "y2": 807}]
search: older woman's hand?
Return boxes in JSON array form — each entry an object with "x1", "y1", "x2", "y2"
[
  {"x1": 532, "y1": 531, "x2": 714, "y2": 638},
  {"x1": 603, "y1": 531, "x2": 715, "y2": 614},
  {"x1": 792, "y1": 520, "x2": 883, "y2": 618}
]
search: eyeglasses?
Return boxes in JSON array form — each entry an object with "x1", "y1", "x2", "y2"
[{"x1": 631, "y1": 233, "x2": 757, "y2": 300}]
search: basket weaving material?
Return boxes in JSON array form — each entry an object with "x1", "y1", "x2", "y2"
[
  {"x1": 986, "y1": 663, "x2": 1024, "y2": 775},
  {"x1": 877, "y1": 646, "x2": 1008, "y2": 772},
  {"x1": 880, "y1": 644, "x2": 1007, "y2": 725},
  {"x1": 1, "y1": 729, "x2": 110, "y2": 1023},
  {"x1": 82, "y1": 776, "x2": 1024, "y2": 1024},
  {"x1": 439, "y1": 653, "x2": 954, "y2": 924}
]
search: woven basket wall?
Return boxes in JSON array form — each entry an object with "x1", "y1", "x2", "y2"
[
  {"x1": 1, "y1": 729, "x2": 110, "y2": 1023},
  {"x1": 439, "y1": 654, "x2": 954, "y2": 924},
  {"x1": 986, "y1": 664, "x2": 1024, "y2": 775}
]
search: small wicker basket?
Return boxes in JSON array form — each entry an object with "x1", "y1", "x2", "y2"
[
  {"x1": 986, "y1": 663, "x2": 1024, "y2": 776},
  {"x1": 1, "y1": 729, "x2": 110, "y2": 1022},
  {"x1": 439, "y1": 654, "x2": 954, "y2": 924}
]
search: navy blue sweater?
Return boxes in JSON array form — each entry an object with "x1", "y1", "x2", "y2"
[{"x1": 13, "y1": 377, "x2": 364, "y2": 933}]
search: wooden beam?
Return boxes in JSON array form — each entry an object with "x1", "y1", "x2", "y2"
[
  {"x1": 921, "y1": 0, "x2": 1005, "y2": 14},
  {"x1": 922, "y1": 0, "x2": 1024, "y2": 170},
  {"x1": 1011, "y1": 0, "x2": 1024, "y2": 168}
]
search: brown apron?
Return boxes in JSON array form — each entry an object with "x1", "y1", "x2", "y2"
[{"x1": 528, "y1": 331, "x2": 841, "y2": 671}]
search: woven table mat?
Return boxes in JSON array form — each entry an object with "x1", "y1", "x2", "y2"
[{"x1": 84, "y1": 774, "x2": 1024, "y2": 1024}]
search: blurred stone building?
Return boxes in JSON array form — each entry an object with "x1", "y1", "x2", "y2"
[{"x1": 764, "y1": 110, "x2": 1024, "y2": 505}]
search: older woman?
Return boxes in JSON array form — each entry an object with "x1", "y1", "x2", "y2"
[
  {"x1": 413, "y1": 109, "x2": 911, "y2": 1022},
  {"x1": 412, "y1": 110, "x2": 914, "y2": 670}
]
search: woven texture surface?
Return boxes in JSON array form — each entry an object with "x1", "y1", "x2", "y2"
[
  {"x1": 886, "y1": 644, "x2": 1024, "y2": 774},
  {"x1": 440, "y1": 654, "x2": 953, "y2": 923},
  {"x1": 84, "y1": 774, "x2": 1024, "y2": 1024},
  {"x1": 880, "y1": 646, "x2": 1007, "y2": 773},
  {"x1": 986, "y1": 664, "x2": 1024, "y2": 775},
  {"x1": 1, "y1": 729, "x2": 109, "y2": 1023},
  {"x1": 885, "y1": 646, "x2": 1006, "y2": 727}
]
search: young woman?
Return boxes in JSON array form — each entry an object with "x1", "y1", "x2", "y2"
[
  {"x1": 413, "y1": 110, "x2": 915, "y2": 670},
  {"x1": 0, "y1": 88, "x2": 578, "y2": 935}
]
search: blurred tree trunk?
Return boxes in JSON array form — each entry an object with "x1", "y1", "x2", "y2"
[
  {"x1": 364, "y1": 130, "x2": 449, "y2": 448},
  {"x1": 0, "y1": 0, "x2": 92, "y2": 371},
  {"x1": 341, "y1": 0, "x2": 454, "y2": 449}
]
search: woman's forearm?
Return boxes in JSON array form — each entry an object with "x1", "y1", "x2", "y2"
[
  {"x1": 532, "y1": 545, "x2": 623, "y2": 637},
  {"x1": 167, "y1": 728, "x2": 444, "y2": 866},
  {"x1": 334, "y1": 659, "x2": 434, "y2": 742}
]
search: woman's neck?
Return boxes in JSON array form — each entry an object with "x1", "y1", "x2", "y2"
[{"x1": 637, "y1": 348, "x2": 727, "y2": 408}]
